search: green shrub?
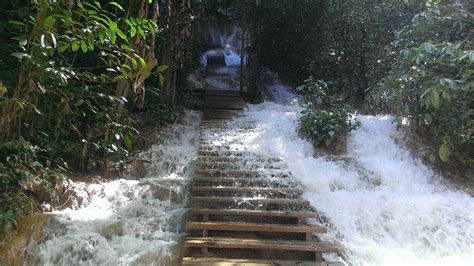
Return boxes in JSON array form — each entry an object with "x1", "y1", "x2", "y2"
[
  {"x1": 369, "y1": 4, "x2": 473, "y2": 162},
  {"x1": 0, "y1": 138, "x2": 65, "y2": 235},
  {"x1": 296, "y1": 76, "x2": 360, "y2": 148},
  {"x1": 299, "y1": 107, "x2": 360, "y2": 148}
]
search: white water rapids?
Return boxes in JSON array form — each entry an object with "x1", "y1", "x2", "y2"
[
  {"x1": 29, "y1": 98, "x2": 473, "y2": 265},
  {"x1": 222, "y1": 102, "x2": 474, "y2": 266},
  {"x1": 27, "y1": 112, "x2": 201, "y2": 265},
  {"x1": 27, "y1": 30, "x2": 473, "y2": 264}
]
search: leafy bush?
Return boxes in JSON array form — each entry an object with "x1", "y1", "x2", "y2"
[
  {"x1": 297, "y1": 77, "x2": 360, "y2": 148},
  {"x1": 300, "y1": 107, "x2": 360, "y2": 148},
  {"x1": 369, "y1": 4, "x2": 473, "y2": 162},
  {"x1": 296, "y1": 77, "x2": 342, "y2": 106},
  {"x1": 0, "y1": 138, "x2": 65, "y2": 235}
]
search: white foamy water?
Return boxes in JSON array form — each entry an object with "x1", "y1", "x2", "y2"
[
  {"x1": 223, "y1": 102, "x2": 474, "y2": 266},
  {"x1": 28, "y1": 111, "x2": 201, "y2": 265}
]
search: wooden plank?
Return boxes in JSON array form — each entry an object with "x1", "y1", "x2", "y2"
[
  {"x1": 196, "y1": 169, "x2": 260, "y2": 175},
  {"x1": 191, "y1": 197, "x2": 310, "y2": 207},
  {"x1": 205, "y1": 90, "x2": 241, "y2": 95},
  {"x1": 196, "y1": 156, "x2": 282, "y2": 163},
  {"x1": 192, "y1": 177, "x2": 296, "y2": 185},
  {"x1": 190, "y1": 208, "x2": 318, "y2": 218},
  {"x1": 190, "y1": 186, "x2": 303, "y2": 195},
  {"x1": 204, "y1": 106, "x2": 245, "y2": 111},
  {"x1": 184, "y1": 237, "x2": 336, "y2": 252},
  {"x1": 182, "y1": 257, "x2": 319, "y2": 266},
  {"x1": 198, "y1": 150, "x2": 252, "y2": 157},
  {"x1": 195, "y1": 169, "x2": 290, "y2": 178},
  {"x1": 186, "y1": 221, "x2": 326, "y2": 234},
  {"x1": 204, "y1": 112, "x2": 241, "y2": 115},
  {"x1": 204, "y1": 109, "x2": 241, "y2": 113},
  {"x1": 203, "y1": 117, "x2": 238, "y2": 120},
  {"x1": 198, "y1": 145, "x2": 235, "y2": 150},
  {"x1": 196, "y1": 162, "x2": 283, "y2": 170}
]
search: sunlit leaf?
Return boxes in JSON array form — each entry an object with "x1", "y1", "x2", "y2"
[
  {"x1": 123, "y1": 135, "x2": 133, "y2": 151},
  {"x1": 439, "y1": 143, "x2": 451, "y2": 162},
  {"x1": 11, "y1": 52, "x2": 28, "y2": 59},
  {"x1": 72, "y1": 42, "x2": 80, "y2": 52},
  {"x1": 109, "y1": 2, "x2": 124, "y2": 11},
  {"x1": 156, "y1": 65, "x2": 168, "y2": 73},
  {"x1": 81, "y1": 41, "x2": 88, "y2": 53}
]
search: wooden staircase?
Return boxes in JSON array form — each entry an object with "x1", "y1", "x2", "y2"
[{"x1": 181, "y1": 89, "x2": 339, "y2": 265}]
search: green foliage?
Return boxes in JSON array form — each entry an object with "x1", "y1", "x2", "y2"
[
  {"x1": 0, "y1": 0, "x2": 166, "y2": 235},
  {"x1": 142, "y1": 86, "x2": 181, "y2": 125},
  {"x1": 0, "y1": 138, "x2": 65, "y2": 234},
  {"x1": 296, "y1": 77, "x2": 342, "y2": 106},
  {"x1": 0, "y1": 0, "x2": 159, "y2": 167},
  {"x1": 300, "y1": 107, "x2": 360, "y2": 148},
  {"x1": 297, "y1": 76, "x2": 360, "y2": 148},
  {"x1": 370, "y1": 4, "x2": 473, "y2": 162},
  {"x1": 257, "y1": 0, "x2": 426, "y2": 102}
]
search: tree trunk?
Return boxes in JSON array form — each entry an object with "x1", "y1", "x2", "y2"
[
  {"x1": 247, "y1": 0, "x2": 261, "y2": 104},
  {"x1": 161, "y1": 0, "x2": 191, "y2": 108},
  {"x1": 161, "y1": 0, "x2": 178, "y2": 108}
]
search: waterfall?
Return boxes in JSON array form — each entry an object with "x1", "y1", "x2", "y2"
[
  {"x1": 26, "y1": 111, "x2": 202, "y2": 265},
  {"x1": 219, "y1": 86, "x2": 474, "y2": 265}
]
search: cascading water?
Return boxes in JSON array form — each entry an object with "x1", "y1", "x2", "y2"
[
  {"x1": 195, "y1": 20, "x2": 242, "y2": 91},
  {"x1": 25, "y1": 17, "x2": 473, "y2": 264},
  {"x1": 25, "y1": 111, "x2": 202, "y2": 265},
  {"x1": 210, "y1": 94, "x2": 474, "y2": 265}
]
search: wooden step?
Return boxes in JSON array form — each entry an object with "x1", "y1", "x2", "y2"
[
  {"x1": 205, "y1": 90, "x2": 242, "y2": 96},
  {"x1": 196, "y1": 162, "x2": 283, "y2": 170},
  {"x1": 191, "y1": 197, "x2": 310, "y2": 207},
  {"x1": 182, "y1": 257, "x2": 320, "y2": 266},
  {"x1": 202, "y1": 117, "x2": 236, "y2": 121},
  {"x1": 190, "y1": 208, "x2": 318, "y2": 219},
  {"x1": 184, "y1": 237, "x2": 336, "y2": 252},
  {"x1": 198, "y1": 150, "x2": 251, "y2": 157},
  {"x1": 199, "y1": 145, "x2": 240, "y2": 151},
  {"x1": 193, "y1": 177, "x2": 297, "y2": 185},
  {"x1": 196, "y1": 156, "x2": 282, "y2": 163},
  {"x1": 204, "y1": 113, "x2": 240, "y2": 116},
  {"x1": 201, "y1": 121, "x2": 227, "y2": 124},
  {"x1": 196, "y1": 169, "x2": 290, "y2": 178},
  {"x1": 186, "y1": 221, "x2": 327, "y2": 234},
  {"x1": 204, "y1": 109, "x2": 241, "y2": 114},
  {"x1": 190, "y1": 186, "x2": 303, "y2": 195},
  {"x1": 204, "y1": 106, "x2": 245, "y2": 111},
  {"x1": 196, "y1": 169, "x2": 259, "y2": 175}
]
